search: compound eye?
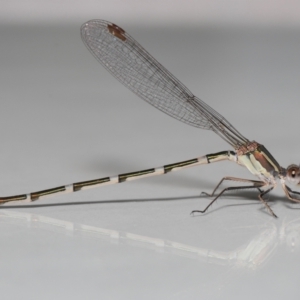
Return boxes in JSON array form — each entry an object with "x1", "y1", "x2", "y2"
[{"x1": 287, "y1": 164, "x2": 300, "y2": 183}]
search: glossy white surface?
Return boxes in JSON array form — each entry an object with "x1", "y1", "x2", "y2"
[
  {"x1": 2, "y1": 0, "x2": 300, "y2": 26},
  {"x1": 1, "y1": 23, "x2": 300, "y2": 299}
]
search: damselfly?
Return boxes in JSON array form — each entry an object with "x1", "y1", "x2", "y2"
[{"x1": 2, "y1": 20, "x2": 300, "y2": 217}]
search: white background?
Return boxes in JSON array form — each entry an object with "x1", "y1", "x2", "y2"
[
  {"x1": 2, "y1": 0, "x2": 300, "y2": 26},
  {"x1": 1, "y1": 1, "x2": 300, "y2": 299}
]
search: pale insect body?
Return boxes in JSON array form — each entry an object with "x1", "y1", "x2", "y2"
[{"x1": 2, "y1": 20, "x2": 300, "y2": 218}]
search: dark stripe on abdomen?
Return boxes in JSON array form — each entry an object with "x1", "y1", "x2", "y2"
[
  {"x1": 164, "y1": 158, "x2": 199, "y2": 173},
  {"x1": 119, "y1": 168, "x2": 155, "y2": 183},
  {"x1": 73, "y1": 177, "x2": 110, "y2": 191},
  {"x1": 31, "y1": 186, "x2": 66, "y2": 201},
  {"x1": 0, "y1": 194, "x2": 27, "y2": 203}
]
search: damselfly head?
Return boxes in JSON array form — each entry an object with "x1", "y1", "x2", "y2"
[{"x1": 286, "y1": 164, "x2": 300, "y2": 184}]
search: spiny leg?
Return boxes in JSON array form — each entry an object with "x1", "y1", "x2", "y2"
[
  {"x1": 257, "y1": 186, "x2": 277, "y2": 218},
  {"x1": 282, "y1": 184, "x2": 300, "y2": 203},
  {"x1": 192, "y1": 184, "x2": 265, "y2": 215},
  {"x1": 285, "y1": 185, "x2": 300, "y2": 195},
  {"x1": 201, "y1": 177, "x2": 265, "y2": 197}
]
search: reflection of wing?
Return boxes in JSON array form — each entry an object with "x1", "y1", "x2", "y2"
[{"x1": 81, "y1": 20, "x2": 248, "y2": 147}]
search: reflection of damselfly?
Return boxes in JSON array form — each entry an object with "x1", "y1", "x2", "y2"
[
  {"x1": 1, "y1": 20, "x2": 300, "y2": 217},
  {"x1": 2, "y1": 209, "x2": 300, "y2": 269}
]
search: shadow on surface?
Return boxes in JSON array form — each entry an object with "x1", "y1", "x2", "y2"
[{"x1": 0, "y1": 190, "x2": 294, "y2": 211}]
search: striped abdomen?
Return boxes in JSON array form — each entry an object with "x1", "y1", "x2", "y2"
[{"x1": 0, "y1": 151, "x2": 236, "y2": 204}]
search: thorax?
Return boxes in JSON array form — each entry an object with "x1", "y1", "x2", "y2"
[{"x1": 237, "y1": 143, "x2": 282, "y2": 183}]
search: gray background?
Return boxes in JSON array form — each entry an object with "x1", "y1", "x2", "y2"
[{"x1": 1, "y1": 1, "x2": 300, "y2": 299}]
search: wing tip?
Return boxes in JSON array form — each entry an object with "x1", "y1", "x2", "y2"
[{"x1": 81, "y1": 20, "x2": 126, "y2": 42}]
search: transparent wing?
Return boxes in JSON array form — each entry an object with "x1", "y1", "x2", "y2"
[{"x1": 81, "y1": 19, "x2": 248, "y2": 147}]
